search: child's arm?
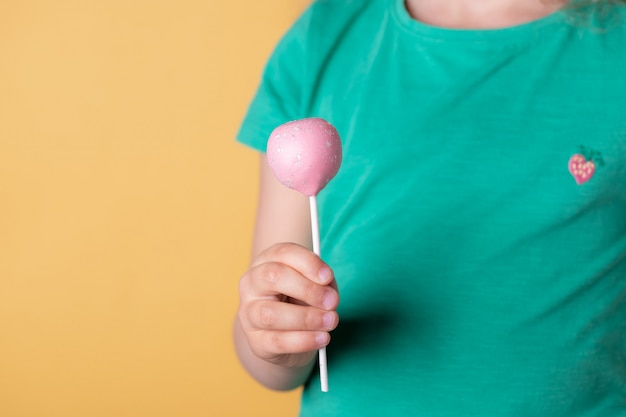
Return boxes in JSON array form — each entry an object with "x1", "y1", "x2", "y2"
[{"x1": 233, "y1": 155, "x2": 340, "y2": 391}]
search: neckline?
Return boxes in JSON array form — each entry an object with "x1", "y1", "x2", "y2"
[{"x1": 391, "y1": 0, "x2": 566, "y2": 47}]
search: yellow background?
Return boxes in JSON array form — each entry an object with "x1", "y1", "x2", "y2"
[{"x1": 0, "y1": 1, "x2": 307, "y2": 416}]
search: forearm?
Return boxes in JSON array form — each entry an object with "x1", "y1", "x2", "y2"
[{"x1": 233, "y1": 317, "x2": 316, "y2": 391}]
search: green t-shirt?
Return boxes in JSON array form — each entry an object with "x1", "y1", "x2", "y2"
[{"x1": 237, "y1": 0, "x2": 626, "y2": 415}]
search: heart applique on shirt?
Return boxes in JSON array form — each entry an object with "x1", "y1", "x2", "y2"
[{"x1": 568, "y1": 146, "x2": 604, "y2": 185}]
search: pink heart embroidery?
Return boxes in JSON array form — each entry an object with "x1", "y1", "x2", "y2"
[{"x1": 568, "y1": 154, "x2": 596, "y2": 185}]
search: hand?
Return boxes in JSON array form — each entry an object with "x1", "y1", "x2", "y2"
[{"x1": 237, "y1": 242, "x2": 339, "y2": 369}]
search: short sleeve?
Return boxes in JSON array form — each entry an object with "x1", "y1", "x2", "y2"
[{"x1": 236, "y1": 6, "x2": 313, "y2": 152}]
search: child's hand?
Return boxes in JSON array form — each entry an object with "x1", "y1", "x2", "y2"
[{"x1": 237, "y1": 242, "x2": 339, "y2": 369}]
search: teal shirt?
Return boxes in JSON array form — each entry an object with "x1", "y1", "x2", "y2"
[{"x1": 237, "y1": 0, "x2": 626, "y2": 415}]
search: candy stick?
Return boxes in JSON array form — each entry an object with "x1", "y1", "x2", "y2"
[
  {"x1": 266, "y1": 117, "x2": 342, "y2": 392},
  {"x1": 309, "y1": 194, "x2": 329, "y2": 392}
]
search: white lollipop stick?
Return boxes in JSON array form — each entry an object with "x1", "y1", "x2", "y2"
[{"x1": 309, "y1": 195, "x2": 328, "y2": 392}]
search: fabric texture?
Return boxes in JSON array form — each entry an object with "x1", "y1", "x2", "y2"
[{"x1": 237, "y1": 0, "x2": 626, "y2": 415}]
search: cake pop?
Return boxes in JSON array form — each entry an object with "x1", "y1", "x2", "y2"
[{"x1": 266, "y1": 117, "x2": 342, "y2": 392}]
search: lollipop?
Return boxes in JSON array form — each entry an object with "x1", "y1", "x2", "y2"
[{"x1": 266, "y1": 117, "x2": 342, "y2": 392}]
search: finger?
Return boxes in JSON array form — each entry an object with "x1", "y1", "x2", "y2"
[
  {"x1": 246, "y1": 300, "x2": 339, "y2": 332},
  {"x1": 246, "y1": 261, "x2": 339, "y2": 310},
  {"x1": 253, "y1": 242, "x2": 334, "y2": 285},
  {"x1": 250, "y1": 330, "x2": 331, "y2": 359}
]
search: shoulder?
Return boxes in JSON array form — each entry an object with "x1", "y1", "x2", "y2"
[
  {"x1": 290, "y1": 0, "x2": 385, "y2": 46},
  {"x1": 305, "y1": 0, "x2": 377, "y2": 22},
  {"x1": 236, "y1": 0, "x2": 385, "y2": 150},
  {"x1": 281, "y1": 0, "x2": 388, "y2": 81},
  {"x1": 265, "y1": 0, "x2": 387, "y2": 105}
]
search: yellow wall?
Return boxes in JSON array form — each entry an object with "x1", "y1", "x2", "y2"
[{"x1": 0, "y1": 1, "x2": 307, "y2": 416}]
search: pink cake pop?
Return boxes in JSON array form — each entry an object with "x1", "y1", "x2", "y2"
[
  {"x1": 267, "y1": 117, "x2": 342, "y2": 197},
  {"x1": 266, "y1": 117, "x2": 342, "y2": 393}
]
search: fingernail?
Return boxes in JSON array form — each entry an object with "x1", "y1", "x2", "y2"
[
  {"x1": 322, "y1": 312, "x2": 335, "y2": 330},
  {"x1": 322, "y1": 291, "x2": 336, "y2": 310},
  {"x1": 316, "y1": 332, "x2": 330, "y2": 347},
  {"x1": 318, "y1": 266, "x2": 332, "y2": 283}
]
